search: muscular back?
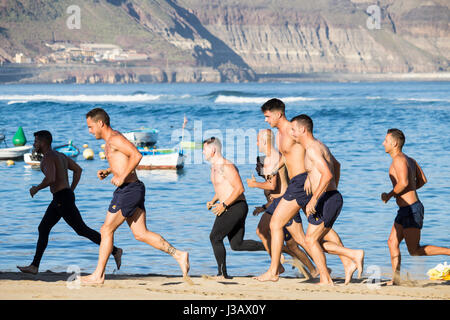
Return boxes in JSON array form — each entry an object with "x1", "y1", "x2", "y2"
[
  {"x1": 41, "y1": 150, "x2": 70, "y2": 194},
  {"x1": 276, "y1": 125, "x2": 306, "y2": 179}
]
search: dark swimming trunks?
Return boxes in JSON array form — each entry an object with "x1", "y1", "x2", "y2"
[
  {"x1": 282, "y1": 172, "x2": 312, "y2": 208},
  {"x1": 307, "y1": 190, "x2": 343, "y2": 229},
  {"x1": 265, "y1": 196, "x2": 302, "y2": 241},
  {"x1": 395, "y1": 201, "x2": 424, "y2": 229},
  {"x1": 109, "y1": 180, "x2": 146, "y2": 218}
]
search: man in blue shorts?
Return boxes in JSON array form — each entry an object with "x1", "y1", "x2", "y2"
[
  {"x1": 255, "y1": 99, "x2": 363, "y2": 284},
  {"x1": 290, "y1": 114, "x2": 364, "y2": 286},
  {"x1": 81, "y1": 108, "x2": 190, "y2": 285},
  {"x1": 381, "y1": 128, "x2": 450, "y2": 285}
]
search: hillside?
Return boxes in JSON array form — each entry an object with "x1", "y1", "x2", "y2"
[{"x1": 0, "y1": 0, "x2": 448, "y2": 83}]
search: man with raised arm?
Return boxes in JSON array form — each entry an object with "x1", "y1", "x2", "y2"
[{"x1": 81, "y1": 108, "x2": 190, "y2": 285}]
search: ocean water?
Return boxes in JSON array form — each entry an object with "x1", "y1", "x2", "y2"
[{"x1": 0, "y1": 82, "x2": 449, "y2": 281}]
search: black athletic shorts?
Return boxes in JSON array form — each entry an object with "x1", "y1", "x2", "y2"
[{"x1": 109, "y1": 180, "x2": 146, "y2": 218}]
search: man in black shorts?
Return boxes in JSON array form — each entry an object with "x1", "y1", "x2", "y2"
[
  {"x1": 81, "y1": 108, "x2": 190, "y2": 285},
  {"x1": 291, "y1": 115, "x2": 364, "y2": 285},
  {"x1": 381, "y1": 128, "x2": 450, "y2": 285},
  {"x1": 204, "y1": 137, "x2": 265, "y2": 279},
  {"x1": 17, "y1": 130, "x2": 122, "y2": 275}
]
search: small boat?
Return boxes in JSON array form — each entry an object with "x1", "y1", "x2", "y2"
[
  {"x1": 0, "y1": 145, "x2": 33, "y2": 160},
  {"x1": 23, "y1": 141, "x2": 80, "y2": 166},
  {"x1": 54, "y1": 141, "x2": 80, "y2": 158},
  {"x1": 123, "y1": 128, "x2": 158, "y2": 147},
  {"x1": 23, "y1": 151, "x2": 42, "y2": 167},
  {"x1": 0, "y1": 131, "x2": 32, "y2": 160},
  {"x1": 137, "y1": 146, "x2": 185, "y2": 170}
]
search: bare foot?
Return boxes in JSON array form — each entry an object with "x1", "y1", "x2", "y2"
[
  {"x1": 17, "y1": 265, "x2": 38, "y2": 275},
  {"x1": 253, "y1": 270, "x2": 279, "y2": 282},
  {"x1": 344, "y1": 262, "x2": 357, "y2": 285},
  {"x1": 316, "y1": 280, "x2": 334, "y2": 286},
  {"x1": 113, "y1": 248, "x2": 123, "y2": 270},
  {"x1": 355, "y1": 250, "x2": 365, "y2": 279},
  {"x1": 80, "y1": 274, "x2": 104, "y2": 285},
  {"x1": 174, "y1": 251, "x2": 190, "y2": 278}
]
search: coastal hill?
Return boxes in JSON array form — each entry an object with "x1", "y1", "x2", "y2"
[{"x1": 0, "y1": 0, "x2": 448, "y2": 83}]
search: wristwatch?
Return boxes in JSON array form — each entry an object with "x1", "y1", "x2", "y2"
[{"x1": 222, "y1": 202, "x2": 229, "y2": 210}]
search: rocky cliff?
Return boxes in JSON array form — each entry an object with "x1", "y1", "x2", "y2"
[{"x1": 0, "y1": 0, "x2": 448, "y2": 83}]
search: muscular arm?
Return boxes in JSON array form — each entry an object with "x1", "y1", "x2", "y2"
[
  {"x1": 305, "y1": 147, "x2": 333, "y2": 215},
  {"x1": 250, "y1": 175, "x2": 277, "y2": 191},
  {"x1": 415, "y1": 160, "x2": 427, "y2": 190},
  {"x1": 387, "y1": 156, "x2": 409, "y2": 199},
  {"x1": 67, "y1": 156, "x2": 82, "y2": 191}
]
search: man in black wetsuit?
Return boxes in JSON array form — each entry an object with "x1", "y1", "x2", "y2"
[
  {"x1": 203, "y1": 136, "x2": 265, "y2": 279},
  {"x1": 17, "y1": 130, "x2": 122, "y2": 275}
]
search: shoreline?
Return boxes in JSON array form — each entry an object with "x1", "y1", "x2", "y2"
[
  {"x1": 1, "y1": 271, "x2": 448, "y2": 300},
  {"x1": 1, "y1": 64, "x2": 450, "y2": 84}
]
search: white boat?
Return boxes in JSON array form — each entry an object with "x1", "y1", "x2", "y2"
[
  {"x1": 0, "y1": 145, "x2": 33, "y2": 160},
  {"x1": 23, "y1": 152, "x2": 42, "y2": 166},
  {"x1": 137, "y1": 147, "x2": 185, "y2": 170},
  {"x1": 123, "y1": 128, "x2": 158, "y2": 147}
]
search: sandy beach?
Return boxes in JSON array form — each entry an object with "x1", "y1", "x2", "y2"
[{"x1": 0, "y1": 271, "x2": 448, "y2": 300}]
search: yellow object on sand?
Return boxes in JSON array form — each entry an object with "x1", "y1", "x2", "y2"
[
  {"x1": 101, "y1": 144, "x2": 105, "y2": 150},
  {"x1": 99, "y1": 151, "x2": 106, "y2": 160},
  {"x1": 83, "y1": 144, "x2": 89, "y2": 148},
  {"x1": 427, "y1": 262, "x2": 450, "y2": 280},
  {"x1": 83, "y1": 148, "x2": 94, "y2": 160},
  {"x1": 6, "y1": 160, "x2": 15, "y2": 166}
]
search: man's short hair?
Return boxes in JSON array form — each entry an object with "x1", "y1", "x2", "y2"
[
  {"x1": 203, "y1": 136, "x2": 222, "y2": 152},
  {"x1": 34, "y1": 130, "x2": 52, "y2": 145},
  {"x1": 387, "y1": 128, "x2": 405, "y2": 149},
  {"x1": 86, "y1": 108, "x2": 110, "y2": 126},
  {"x1": 261, "y1": 98, "x2": 285, "y2": 114},
  {"x1": 291, "y1": 114, "x2": 313, "y2": 133}
]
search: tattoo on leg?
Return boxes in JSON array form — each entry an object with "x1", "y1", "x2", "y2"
[{"x1": 159, "y1": 236, "x2": 177, "y2": 256}]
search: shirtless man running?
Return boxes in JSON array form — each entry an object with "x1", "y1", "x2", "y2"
[
  {"x1": 382, "y1": 128, "x2": 450, "y2": 285},
  {"x1": 290, "y1": 114, "x2": 364, "y2": 285},
  {"x1": 255, "y1": 99, "x2": 363, "y2": 283},
  {"x1": 81, "y1": 108, "x2": 190, "y2": 284},
  {"x1": 247, "y1": 129, "x2": 317, "y2": 278},
  {"x1": 204, "y1": 137, "x2": 265, "y2": 279},
  {"x1": 17, "y1": 130, "x2": 122, "y2": 275}
]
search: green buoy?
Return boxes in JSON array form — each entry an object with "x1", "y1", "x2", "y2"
[{"x1": 12, "y1": 127, "x2": 27, "y2": 146}]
